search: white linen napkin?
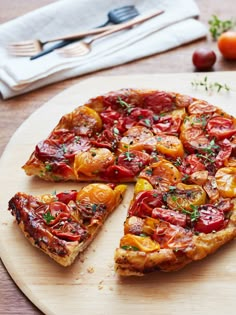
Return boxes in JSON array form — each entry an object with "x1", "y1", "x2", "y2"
[{"x1": 0, "y1": 0, "x2": 207, "y2": 99}]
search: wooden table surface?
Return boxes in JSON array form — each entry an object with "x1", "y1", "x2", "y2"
[{"x1": 0, "y1": 1, "x2": 236, "y2": 314}]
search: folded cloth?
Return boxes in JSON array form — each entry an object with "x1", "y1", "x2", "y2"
[{"x1": 0, "y1": 0, "x2": 207, "y2": 99}]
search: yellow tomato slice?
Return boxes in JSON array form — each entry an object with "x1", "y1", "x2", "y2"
[
  {"x1": 134, "y1": 178, "x2": 154, "y2": 195},
  {"x1": 140, "y1": 160, "x2": 182, "y2": 191},
  {"x1": 120, "y1": 233, "x2": 160, "y2": 252},
  {"x1": 76, "y1": 183, "x2": 117, "y2": 211},
  {"x1": 167, "y1": 183, "x2": 206, "y2": 211},
  {"x1": 156, "y1": 134, "x2": 184, "y2": 158},
  {"x1": 119, "y1": 126, "x2": 153, "y2": 152},
  {"x1": 74, "y1": 148, "x2": 115, "y2": 178},
  {"x1": 56, "y1": 105, "x2": 102, "y2": 135},
  {"x1": 215, "y1": 167, "x2": 236, "y2": 198}
]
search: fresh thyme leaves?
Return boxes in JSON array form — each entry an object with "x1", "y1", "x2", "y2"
[
  {"x1": 202, "y1": 139, "x2": 219, "y2": 153},
  {"x1": 191, "y1": 76, "x2": 231, "y2": 93},
  {"x1": 43, "y1": 211, "x2": 55, "y2": 224},
  {"x1": 208, "y1": 15, "x2": 236, "y2": 40},
  {"x1": 182, "y1": 205, "x2": 200, "y2": 222},
  {"x1": 124, "y1": 150, "x2": 134, "y2": 162},
  {"x1": 117, "y1": 97, "x2": 133, "y2": 114},
  {"x1": 121, "y1": 245, "x2": 139, "y2": 251}
]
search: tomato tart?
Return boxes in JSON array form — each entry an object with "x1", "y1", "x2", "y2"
[
  {"x1": 8, "y1": 184, "x2": 126, "y2": 266},
  {"x1": 17, "y1": 89, "x2": 236, "y2": 273}
]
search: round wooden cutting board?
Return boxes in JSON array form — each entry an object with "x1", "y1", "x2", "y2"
[{"x1": 1, "y1": 73, "x2": 236, "y2": 315}]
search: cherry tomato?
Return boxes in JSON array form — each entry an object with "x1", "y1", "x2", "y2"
[
  {"x1": 180, "y1": 154, "x2": 205, "y2": 175},
  {"x1": 56, "y1": 190, "x2": 77, "y2": 204},
  {"x1": 56, "y1": 106, "x2": 102, "y2": 136},
  {"x1": 152, "y1": 207, "x2": 187, "y2": 227},
  {"x1": 120, "y1": 233, "x2": 160, "y2": 252},
  {"x1": 128, "y1": 190, "x2": 163, "y2": 218},
  {"x1": 74, "y1": 148, "x2": 115, "y2": 178},
  {"x1": 101, "y1": 164, "x2": 134, "y2": 181},
  {"x1": 192, "y1": 48, "x2": 217, "y2": 70},
  {"x1": 215, "y1": 139, "x2": 232, "y2": 168},
  {"x1": 153, "y1": 115, "x2": 182, "y2": 134},
  {"x1": 188, "y1": 100, "x2": 216, "y2": 115},
  {"x1": 37, "y1": 201, "x2": 70, "y2": 226},
  {"x1": 180, "y1": 127, "x2": 210, "y2": 153},
  {"x1": 117, "y1": 150, "x2": 150, "y2": 176},
  {"x1": 215, "y1": 167, "x2": 236, "y2": 197},
  {"x1": 207, "y1": 116, "x2": 236, "y2": 140},
  {"x1": 91, "y1": 129, "x2": 119, "y2": 151},
  {"x1": 139, "y1": 160, "x2": 182, "y2": 191},
  {"x1": 143, "y1": 91, "x2": 175, "y2": 114},
  {"x1": 194, "y1": 205, "x2": 225, "y2": 234},
  {"x1": 155, "y1": 134, "x2": 184, "y2": 158},
  {"x1": 51, "y1": 220, "x2": 87, "y2": 241},
  {"x1": 218, "y1": 31, "x2": 236, "y2": 60},
  {"x1": 152, "y1": 221, "x2": 193, "y2": 250}
]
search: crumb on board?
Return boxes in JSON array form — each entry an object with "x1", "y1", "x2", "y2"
[{"x1": 87, "y1": 266, "x2": 95, "y2": 273}]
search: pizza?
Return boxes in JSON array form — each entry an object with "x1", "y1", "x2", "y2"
[
  {"x1": 14, "y1": 88, "x2": 236, "y2": 274},
  {"x1": 8, "y1": 183, "x2": 126, "y2": 266}
]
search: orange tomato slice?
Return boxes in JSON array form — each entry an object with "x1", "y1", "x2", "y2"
[
  {"x1": 215, "y1": 167, "x2": 236, "y2": 198},
  {"x1": 120, "y1": 233, "x2": 160, "y2": 252},
  {"x1": 156, "y1": 134, "x2": 184, "y2": 158},
  {"x1": 74, "y1": 148, "x2": 115, "y2": 178}
]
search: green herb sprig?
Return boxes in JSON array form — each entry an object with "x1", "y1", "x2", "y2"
[
  {"x1": 191, "y1": 76, "x2": 231, "y2": 93},
  {"x1": 208, "y1": 15, "x2": 235, "y2": 40}
]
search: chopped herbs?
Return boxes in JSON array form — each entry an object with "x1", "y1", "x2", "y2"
[
  {"x1": 182, "y1": 205, "x2": 200, "y2": 222},
  {"x1": 45, "y1": 164, "x2": 52, "y2": 172}
]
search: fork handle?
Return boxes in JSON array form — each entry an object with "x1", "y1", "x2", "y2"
[
  {"x1": 46, "y1": 25, "x2": 114, "y2": 43},
  {"x1": 88, "y1": 9, "x2": 164, "y2": 44}
]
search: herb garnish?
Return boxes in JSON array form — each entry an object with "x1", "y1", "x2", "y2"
[
  {"x1": 208, "y1": 15, "x2": 236, "y2": 40},
  {"x1": 117, "y1": 97, "x2": 133, "y2": 114},
  {"x1": 43, "y1": 211, "x2": 55, "y2": 224},
  {"x1": 182, "y1": 205, "x2": 200, "y2": 222},
  {"x1": 121, "y1": 245, "x2": 139, "y2": 251},
  {"x1": 191, "y1": 76, "x2": 230, "y2": 93}
]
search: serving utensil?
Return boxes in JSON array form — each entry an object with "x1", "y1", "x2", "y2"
[
  {"x1": 8, "y1": 5, "x2": 139, "y2": 58},
  {"x1": 58, "y1": 10, "x2": 164, "y2": 58}
]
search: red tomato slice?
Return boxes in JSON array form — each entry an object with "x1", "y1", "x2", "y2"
[
  {"x1": 215, "y1": 139, "x2": 232, "y2": 168},
  {"x1": 207, "y1": 116, "x2": 236, "y2": 140},
  {"x1": 128, "y1": 190, "x2": 163, "y2": 217},
  {"x1": 194, "y1": 205, "x2": 225, "y2": 234},
  {"x1": 188, "y1": 100, "x2": 216, "y2": 115},
  {"x1": 180, "y1": 154, "x2": 205, "y2": 175},
  {"x1": 143, "y1": 91, "x2": 175, "y2": 114},
  {"x1": 56, "y1": 191, "x2": 77, "y2": 204},
  {"x1": 180, "y1": 127, "x2": 210, "y2": 153},
  {"x1": 153, "y1": 115, "x2": 182, "y2": 134},
  {"x1": 152, "y1": 207, "x2": 187, "y2": 227},
  {"x1": 117, "y1": 150, "x2": 150, "y2": 176},
  {"x1": 51, "y1": 221, "x2": 87, "y2": 241},
  {"x1": 91, "y1": 129, "x2": 119, "y2": 151},
  {"x1": 101, "y1": 165, "x2": 134, "y2": 181},
  {"x1": 100, "y1": 110, "x2": 121, "y2": 127}
]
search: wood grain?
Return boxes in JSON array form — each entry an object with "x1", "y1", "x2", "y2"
[{"x1": 0, "y1": 1, "x2": 236, "y2": 314}]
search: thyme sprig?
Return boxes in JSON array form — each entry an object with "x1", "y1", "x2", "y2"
[
  {"x1": 208, "y1": 15, "x2": 236, "y2": 40},
  {"x1": 191, "y1": 76, "x2": 231, "y2": 93}
]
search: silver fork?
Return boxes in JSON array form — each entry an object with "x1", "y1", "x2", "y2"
[
  {"x1": 8, "y1": 5, "x2": 139, "y2": 58},
  {"x1": 58, "y1": 10, "x2": 164, "y2": 58}
]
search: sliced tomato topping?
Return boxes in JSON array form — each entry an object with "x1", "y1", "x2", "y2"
[
  {"x1": 101, "y1": 165, "x2": 134, "y2": 181},
  {"x1": 215, "y1": 139, "x2": 232, "y2": 168},
  {"x1": 91, "y1": 129, "x2": 119, "y2": 151},
  {"x1": 117, "y1": 150, "x2": 150, "y2": 176},
  {"x1": 180, "y1": 154, "x2": 206, "y2": 175},
  {"x1": 56, "y1": 191, "x2": 77, "y2": 204},
  {"x1": 153, "y1": 115, "x2": 182, "y2": 134},
  {"x1": 194, "y1": 204, "x2": 225, "y2": 234},
  {"x1": 51, "y1": 221, "x2": 87, "y2": 242},
  {"x1": 188, "y1": 100, "x2": 216, "y2": 115},
  {"x1": 152, "y1": 207, "x2": 187, "y2": 227},
  {"x1": 143, "y1": 91, "x2": 175, "y2": 114},
  {"x1": 207, "y1": 116, "x2": 236, "y2": 140},
  {"x1": 128, "y1": 190, "x2": 163, "y2": 218},
  {"x1": 152, "y1": 221, "x2": 193, "y2": 250}
]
